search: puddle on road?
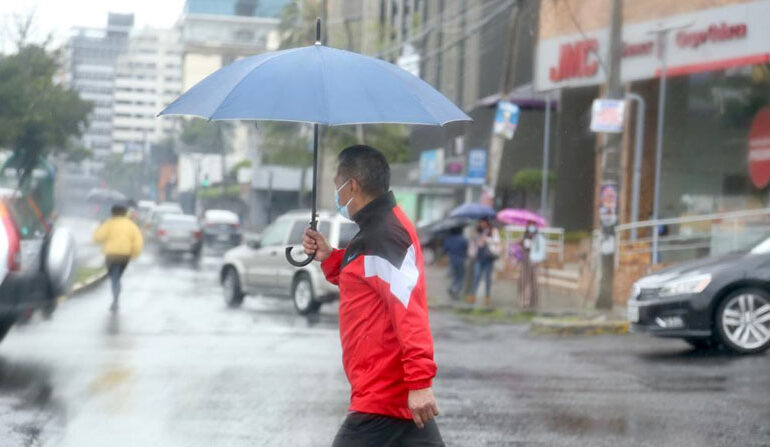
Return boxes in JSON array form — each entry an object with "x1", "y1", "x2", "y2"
[{"x1": 87, "y1": 366, "x2": 133, "y2": 395}]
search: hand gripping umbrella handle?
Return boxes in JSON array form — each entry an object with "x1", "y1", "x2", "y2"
[
  {"x1": 285, "y1": 246, "x2": 315, "y2": 267},
  {"x1": 285, "y1": 217, "x2": 317, "y2": 267}
]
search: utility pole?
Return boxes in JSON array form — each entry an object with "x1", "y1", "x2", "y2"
[
  {"x1": 486, "y1": 1, "x2": 519, "y2": 192},
  {"x1": 596, "y1": 0, "x2": 624, "y2": 310}
]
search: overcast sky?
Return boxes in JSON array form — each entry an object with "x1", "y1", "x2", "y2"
[{"x1": 0, "y1": 0, "x2": 186, "y2": 52}]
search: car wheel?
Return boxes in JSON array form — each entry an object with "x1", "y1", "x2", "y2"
[
  {"x1": 223, "y1": 267, "x2": 244, "y2": 308},
  {"x1": 0, "y1": 317, "x2": 14, "y2": 343},
  {"x1": 684, "y1": 337, "x2": 717, "y2": 350},
  {"x1": 292, "y1": 273, "x2": 320, "y2": 315},
  {"x1": 715, "y1": 288, "x2": 770, "y2": 354}
]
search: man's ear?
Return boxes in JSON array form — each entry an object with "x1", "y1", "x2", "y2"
[{"x1": 349, "y1": 178, "x2": 360, "y2": 195}]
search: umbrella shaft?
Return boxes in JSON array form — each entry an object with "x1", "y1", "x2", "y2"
[{"x1": 310, "y1": 123, "x2": 319, "y2": 230}]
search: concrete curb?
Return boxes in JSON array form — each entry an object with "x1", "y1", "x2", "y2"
[
  {"x1": 530, "y1": 317, "x2": 629, "y2": 336},
  {"x1": 60, "y1": 270, "x2": 108, "y2": 302}
]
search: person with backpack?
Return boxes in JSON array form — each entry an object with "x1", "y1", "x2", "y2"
[{"x1": 467, "y1": 218, "x2": 501, "y2": 308}]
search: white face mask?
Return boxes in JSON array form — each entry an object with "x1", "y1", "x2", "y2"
[
  {"x1": 334, "y1": 179, "x2": 353, "y2": 219},
  {"x1": 527, "y1": 225, "x2": 536, "y2": 233}
]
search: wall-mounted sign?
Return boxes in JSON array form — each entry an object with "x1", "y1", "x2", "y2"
[
  {"x1": 590, "y1": 99, "x2": 625, "y2": 133},
  {"x1": 748, "y1": 107, "x2": 770, "y2": 189},
  {"x1": 493, "y1": 101, "x2": 520, "y2": 140},
  {"x1": 419, "y1": 149, "x2": 444, "y2": 184},
  {"x1": 535, "y1": 1, "x2": 766, "y2": 91}
]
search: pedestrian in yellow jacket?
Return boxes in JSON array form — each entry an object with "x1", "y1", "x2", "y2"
[{"x1": 93, "y1": 204, "x2": 143, "y2": 312}]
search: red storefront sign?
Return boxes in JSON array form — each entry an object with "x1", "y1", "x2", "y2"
[
  {"x1": 748, "y1": 107, "x2": 770, "y2": 189},
  {"x1": 549, "y1": 39, "x2": 598, "y2": 82}
]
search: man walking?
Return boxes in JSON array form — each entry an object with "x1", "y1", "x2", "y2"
[
  {"x1": 93, "y1": 204, "x2": 143, "y2": 312},
  {"x1": 303, "y1": 145, "x2": 444, "y2": 446},
  {"x1": 443, "y1": 226, "x2": 468, "y2": 300}
]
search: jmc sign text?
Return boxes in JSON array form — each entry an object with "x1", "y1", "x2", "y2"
[{"x1": 536, "y1": 1, "x2": 770, "y2": 91}]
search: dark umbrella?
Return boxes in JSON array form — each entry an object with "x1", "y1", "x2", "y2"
[
  {"x1": 158, "y1": 19, "x2": 470, "y2": 266},
  {"x1": 449, "y1": 203, "x2": 496, "y2": 220}
]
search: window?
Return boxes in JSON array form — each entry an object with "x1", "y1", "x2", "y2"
[
  {"x1": 260, "y1": 219, "x2": 289, "y2": 247},
  {"x1": 287, "y1": 219, "x2": 330, "y2": 245},
  {"x1": 338, "y1": 223, "x2": 359, "y2": 248}
]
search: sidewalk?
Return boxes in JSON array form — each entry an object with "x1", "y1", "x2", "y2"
[
  {"x1": 425, "y1": 263, "x2": 590, "y2": 314},
  {"x1": 425, "y1": 262, "x2": 628, "y2": 334}
]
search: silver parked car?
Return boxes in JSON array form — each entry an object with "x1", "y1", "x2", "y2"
[
  {"x1": 156, "y1": 214, "x2": 203, "y2": 260},
  {"x1": 220, "y1": 210, "x2": 358, "y2": 315}
]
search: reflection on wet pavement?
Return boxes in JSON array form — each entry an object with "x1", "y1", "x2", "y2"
[{"x1": 0, "y1": 248, "x2": 766, "y2": 446}]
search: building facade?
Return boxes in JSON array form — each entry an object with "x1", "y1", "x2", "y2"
[
  {"x1": 177, "y1": 0, "x2": 284, "y2": 182},
  {"x1": 112, "y1": 28, "x2": 183, "y2": 158},
  {"x1": 537, "y1": 0, "x2": 770, "y2": 230},
  {"x1": 64, "y1": 13, "x2": 134, "y2": 160}
]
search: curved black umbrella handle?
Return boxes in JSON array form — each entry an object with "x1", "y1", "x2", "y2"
[
  {"x1": 285, "y1": 216, "x2": 317, "y2": 267},
  {"x1": 285, "y1": 246, "x2": 315, "y2": 267}
]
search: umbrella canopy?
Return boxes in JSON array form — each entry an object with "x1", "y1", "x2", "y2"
[
  {"x1": 157, "y1": 20, "x2": 470, "y2": 266},
  {"x1": 497, "y1": 208, "x2": 547, "y2": 227},
  {"x1": 449, "y1": 203, "x2": 496, "y2": 220},
  {"x1": 159, "y1": 45, "x2": 470, "y2": 126}
]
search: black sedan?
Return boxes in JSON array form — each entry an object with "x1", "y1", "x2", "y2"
[{"x1": 628, "y1": 236, "x2": 770, "y2": 354}]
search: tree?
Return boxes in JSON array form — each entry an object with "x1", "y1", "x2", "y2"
[
  {"x1": 511, "y1": 169, "x2": 555, "y2": 209},
  {"x1": 66, "y1": 147, "x2": 93, "y2": 164},
  {"x1": 278, "y1": 0, "x2": 321, "y2": 50},
  {"x1": 179, "y1": 118, "x2": 222, "y2": 154},
  {"x1": 0, "y1": 45, "x2": 91, "y2": 183}
]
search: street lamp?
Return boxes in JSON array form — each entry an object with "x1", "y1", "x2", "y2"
[{"x1": 648, "y1": 21, "x2": 692, "y2": 263}]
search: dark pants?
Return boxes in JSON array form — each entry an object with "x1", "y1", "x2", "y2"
[
  {"x1": 106, "y1": 256, "x2": 130, "y2": 303},
  {"x1": 448, "y1": 258, "x2": 465, "y2": 297},
  {"x1": 332, "y1": 412, "x2": 444, "y2": 447},
  {"x1": 472, "y1": 259, "x2": 494, "y2": 298}
]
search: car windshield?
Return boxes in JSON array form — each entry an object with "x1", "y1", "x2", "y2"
[
  {"x1": 749, "y1": 235, "x2": 770, "y2": 254},
  {"x1": 161, "y1": 216, "x2": 198, "y2": 229}
]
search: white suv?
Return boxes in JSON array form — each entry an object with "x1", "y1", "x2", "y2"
[{"x1": 220, "y1": 210, "x2": 358, "y2": 314}]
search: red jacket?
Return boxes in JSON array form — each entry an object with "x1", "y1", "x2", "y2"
[{"x1": 321, "y1": 192, "x2": 437, "y2": 420}]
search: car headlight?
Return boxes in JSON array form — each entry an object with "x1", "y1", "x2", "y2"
[
  {"x1": 630, "y1": 282, "x2": 641, "y2": 300},
  {"x1": 658, "y1": 273, "x2": 711, "y2": 297}
]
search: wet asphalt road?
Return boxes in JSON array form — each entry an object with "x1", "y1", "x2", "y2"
[{"x1": 0, "y1": 250, "x2": 768, "y2": 446}]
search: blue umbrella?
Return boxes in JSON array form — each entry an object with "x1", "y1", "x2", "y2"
[
  {"x1": 449, "y1": 203, "x2": 496, "y2": 220},
  {"x1": 158, "y1": 20, "x2": 470, "y2": 266}
]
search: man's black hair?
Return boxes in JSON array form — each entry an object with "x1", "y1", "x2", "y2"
[
  {"x1": 111, "y1": 205, "x2": 127, "y2": 216},
  {"x1": 337, "y1": 145, "x2": 390, "y2": 197}
]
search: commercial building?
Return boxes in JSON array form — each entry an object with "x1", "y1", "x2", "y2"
[
  {"x1": 536, "y1": 0, "x2": 770, "y2": 231},
  {"x1": 332, "y1": 1, "x2": 545, "y2": 224},
  {"x1": 176, "y1": 0, "x2": 285, "y2": 195},
  {"x1": 64, "y1": 13, "x2": 134, "y2": 161},
  {"x1": 112, "y1": 28, "x2": 183, "y2": 159}
]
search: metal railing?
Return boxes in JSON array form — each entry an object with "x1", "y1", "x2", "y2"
[
  {"x1": 500, "y1": 225, "x2": 565, "y2": 264},
  {"x1": 615, "y1": 207, "x2": 770, "y2": 267}
]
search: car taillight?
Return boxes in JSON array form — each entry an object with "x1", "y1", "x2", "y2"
[
  {"x1": 194, "y1": 231, "x2": 202, "y2": 239},
  {"x1": 232, "y1": 223, "x2": 240, "y2": 229},
  {"x1": 157, "y1": 229, "x2": 167, "y2": 237},
  {"x1": 0, "y1": 203, "x2": 20, "y2": 271}
]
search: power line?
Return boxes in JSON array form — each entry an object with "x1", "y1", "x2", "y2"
[{"x1": 376, "y1": 0, "x2": 512, "y2": 59}]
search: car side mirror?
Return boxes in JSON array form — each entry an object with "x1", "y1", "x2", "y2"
[{"x1": 246, "y1": 238, "x2": 261, "y2": 249}]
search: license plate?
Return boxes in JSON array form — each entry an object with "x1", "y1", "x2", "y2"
[
  {"x1": 217, "y1": 234, "x2": 229, "y2": 242},
  {"x1": 627, "y1": 302, "x2": 640, "y2": 323}
]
